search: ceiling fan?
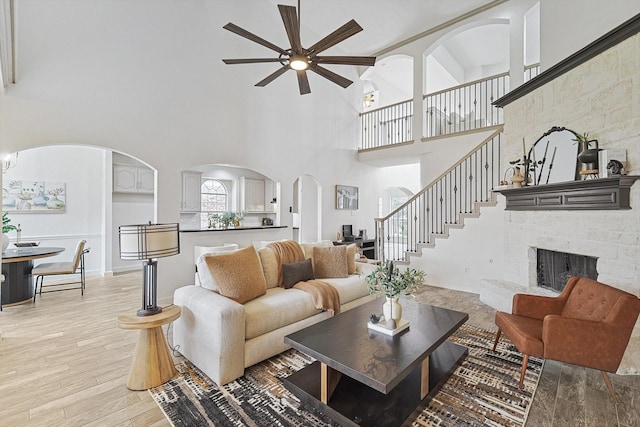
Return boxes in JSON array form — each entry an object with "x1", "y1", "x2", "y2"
[{"x1": 222, "y1": 1, "x2": 376, "y2": 95}]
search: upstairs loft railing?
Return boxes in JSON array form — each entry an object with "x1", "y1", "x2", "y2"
[
  {"x1": 359, "y1": 65, "x2": 539, "y2": 150},
  {"x1": 360, "y1": 99, "x2": 413, "y2": 150},
  {"x1": 374, "y1": 127, "x2": 502, "y2": 263},
  {"x1": 423, "y1": 72, "x2": 508, "y2": 138},
  {"x1": 524, "y1": 63, "x2": 540, "y2": 81}
]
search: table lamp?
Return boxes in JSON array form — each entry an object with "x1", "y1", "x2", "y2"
[{"x1": 119, "y1": 223, "x2": 180, "y2": 316}]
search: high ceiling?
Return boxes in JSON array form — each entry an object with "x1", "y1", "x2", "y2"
[{"x1": 223, "y1": 0, "x2": 498, "y2": 57}]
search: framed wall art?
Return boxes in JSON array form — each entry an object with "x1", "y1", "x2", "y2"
[
  {"x1": 2, "y1": 180, "x2": 66, "y2": 213},
  {"x1": 336, "y1": 185, "x2": 358, "y2": 210}
]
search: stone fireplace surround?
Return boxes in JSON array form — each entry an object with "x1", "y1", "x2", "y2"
[
  {"x1": 491, "y1": 187, "x2": 640, "y2": 374},
  {"x1": 489, "y1": 29, "x2": 640, "y2": 374}
]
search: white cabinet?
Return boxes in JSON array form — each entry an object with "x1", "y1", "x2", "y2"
[
  {"x1": 181, "y1": 171, "x2": 202, "y2": 212},
  {"x1": 113, "y1": 165, "x2": 154, "y2": 194},
  {"x1": 240, "y1": 177, "x2": 266, "y2": 213}
]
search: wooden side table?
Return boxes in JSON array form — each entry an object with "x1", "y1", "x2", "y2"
[{"x1": 117, "y1": 304, "x2": 181, "y2": 390}]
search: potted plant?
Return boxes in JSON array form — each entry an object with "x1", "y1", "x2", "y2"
[
  {"x1": 221, "y1": 211, "x2": 236, "y2": 228},
  {"x1": 233, "y1": 211, "x2": 246, "y2": 227},
  {"x1": 365, "y1": 261, "x2": 425, "y2": 325},
  {"x1": 2, "y1": 212, "x2": 17, "y2": 252}
]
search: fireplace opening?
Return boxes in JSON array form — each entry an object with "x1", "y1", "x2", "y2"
[{"x1": 536, "y1": 249, "x2": 598, "y2": 292}]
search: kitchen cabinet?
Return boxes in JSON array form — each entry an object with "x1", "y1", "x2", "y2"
[
  {"x1": 181, "y1": 171, "x2": 202, "y2": 212},
  {"x1": 240, "y1": 177, "x2": 266, "y2": 213},
  {"x1": 113, "y1": 165, "x2": 154, "y2": 194}
]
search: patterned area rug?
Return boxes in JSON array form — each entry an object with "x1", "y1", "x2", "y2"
[{"x1": 150, "y1": 324, "x2": 542, "y2": 426}]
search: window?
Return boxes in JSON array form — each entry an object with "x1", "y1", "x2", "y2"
[{"x1": 201, "y1": 179, "x2": 227, "y2": 213}]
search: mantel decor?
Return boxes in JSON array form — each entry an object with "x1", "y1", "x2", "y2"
[{"x1": 494, "y1": 176, "x2": 640, "y2": 211}]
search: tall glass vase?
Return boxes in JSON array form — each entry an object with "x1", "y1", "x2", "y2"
[{"x1": 383, "y1": 296, "x2": 402, "y2": 322}]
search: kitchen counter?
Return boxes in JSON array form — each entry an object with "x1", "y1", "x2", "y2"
[{"x1": 180, "y1": 225, "x2": 287, "y2": 233}]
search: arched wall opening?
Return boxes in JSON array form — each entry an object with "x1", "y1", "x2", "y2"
[
  {"x1": 178, "y1": 164, "x2": 280, "y2": 232},
  {"x1": 2, "y1": 145, "x2": 159, "y2": 277},
  {"x1": 424, "y1": 19, "x2": 511, "y2": 94},
  {"x1": 360, "y1": 54, "x2": 413, "y2": 112}
]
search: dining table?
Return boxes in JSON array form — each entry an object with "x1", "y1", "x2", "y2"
[{"x1": 1, "y1": 246, "x2": 65, "y2": 309}]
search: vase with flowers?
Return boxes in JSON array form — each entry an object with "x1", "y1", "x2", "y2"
[{"x1": 365, "y1": 261, "x2": 425, "y2": 329}]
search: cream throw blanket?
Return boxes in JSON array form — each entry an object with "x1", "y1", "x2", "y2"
[{"x1": 267, "y1": 241, "x2": 340, "y2": 315}]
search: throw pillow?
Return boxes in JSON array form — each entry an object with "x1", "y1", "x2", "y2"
[
  {"x1": 282, "y1": 258, "x2": 315, "y2": 289},
  {"x1": 257, "y1": 246, "x2": 279, "y2": 289},
  {"x1": 313, "y1": 245, "x2": 348, "y2": 279},
  {"x1": 345, "y1": 243, "x2": 358, "y2": 275},
  {"x1": 196, "y1": 254, "x2": 218, "y2": 291},
  {"x1": 202, "y1": 246, "x2": 267, "y2": 304}
]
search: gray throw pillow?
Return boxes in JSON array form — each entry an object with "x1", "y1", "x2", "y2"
[{"x1": 282, "y1": 258, "x2": 315, "y2": 289}]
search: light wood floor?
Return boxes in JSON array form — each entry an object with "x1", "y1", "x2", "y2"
[{"x1": 1, "y1": 273, "x2": 638, "y2": 426}]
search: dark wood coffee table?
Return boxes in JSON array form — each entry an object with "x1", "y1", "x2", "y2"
[{"x1": 283, "y1": 297, "x2": 468, "y2": 427}]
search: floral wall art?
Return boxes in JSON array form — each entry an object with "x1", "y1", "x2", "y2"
[{"x1": 2, "y1": 180, "x2": 66, "y2": 213}]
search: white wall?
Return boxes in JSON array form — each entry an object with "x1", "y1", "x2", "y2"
[
  {"x1": 540, "y1": 0, "x2": 640, "y2": 70},
  {"x1": 2, "y1": 146, "x2": 105, "y2": 276}
]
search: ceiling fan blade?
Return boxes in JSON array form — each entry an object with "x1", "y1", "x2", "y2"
[
  {"x1": 223, "y1": 23, "x2": 289, "y2": 56},
  {"x1": 309, "y1": 65, "x2": 353, "y2": 88},
  {"x1": 296, "y1": 70, "x2": 311, "y2": 95},
  {"x1": 255, "y1": 66, "x2": 289, "y2": 87},
  {"x1": 223, "y1": 58, "x2": 283, "y2": 65},
  {"x1": 278, "y1": 5, "x2": 302, "y2": 53},
  {"x1": 315, "y1": 56, "x2": 376, "y2": 66},
  {"x1": 307, "y1": 20, "x2": 363, "y2": 55}
]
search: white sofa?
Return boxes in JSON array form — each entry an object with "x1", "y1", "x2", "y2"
[{"x1": 173, "y1": 241, "x2": 376, "y2": 385}]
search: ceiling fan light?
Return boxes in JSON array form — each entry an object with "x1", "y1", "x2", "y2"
[{"x1": 289, "y1": 55, "x2": 309, "y2": 70}]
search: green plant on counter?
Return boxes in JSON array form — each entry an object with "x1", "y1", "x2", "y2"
[
  {"x1": 207, "y1": 211, "x2": 247, "y2": 228},
  {"x1": 3, "y1": 212, "x2": 17, "y2": 234}
]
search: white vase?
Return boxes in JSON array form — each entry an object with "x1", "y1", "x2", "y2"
[
  {"x1": 383, "y1": 296, "x2": 402, "y2": 322},
  {"x1": 2, "y1": 233, "x2": 9, "y2": 253}
]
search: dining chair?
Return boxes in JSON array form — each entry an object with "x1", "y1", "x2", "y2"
[{"x1": 33, "y1": 240, "x2": 90, "y2": 301}]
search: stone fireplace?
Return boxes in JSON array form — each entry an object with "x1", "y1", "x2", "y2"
[{"x1": 497, "y1": 28, "x2": 640, "y2": 374}]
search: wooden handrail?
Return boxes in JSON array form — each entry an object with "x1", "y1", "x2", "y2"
[
  {"x1": 423, "y1": 72, "x2": 509, "y2": 99},
  {"x1": 359, "y1": 99, "x2": 412, "y2": 116}
]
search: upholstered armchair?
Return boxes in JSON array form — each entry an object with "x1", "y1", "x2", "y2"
[{"x1": 492, "y1": 276, "x2": 640, "y2": 401}]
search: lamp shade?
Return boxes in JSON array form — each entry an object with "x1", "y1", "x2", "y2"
[{"x1": 119, "y1": 223, "x2": 180, "y2": 260}]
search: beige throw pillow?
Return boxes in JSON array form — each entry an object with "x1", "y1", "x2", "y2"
[
  {"x1": 202, "y1": 246, "x2": 267, "y2": 304},
  {"x1": 313, "y1": 245, "x2": 348, "y2": 279},
  {"x1": 257, "y1": 246, "x2": 279, "y2": 289},
  {"x1": 345, "y1": 243, "x2": 358, "y2": 275}
]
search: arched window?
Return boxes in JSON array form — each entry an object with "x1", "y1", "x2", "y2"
[{"x1": 201, "y1": 179, "x2": 227, "y2": 213}]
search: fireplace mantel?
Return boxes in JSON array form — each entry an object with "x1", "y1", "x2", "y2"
[{"x1": 494, "y1": 176, "x2": 640, "y2": 210}]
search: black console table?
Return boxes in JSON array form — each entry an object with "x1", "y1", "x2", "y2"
[{"x1": 333, "y1": 239, "x2": 376, "y2": 259}]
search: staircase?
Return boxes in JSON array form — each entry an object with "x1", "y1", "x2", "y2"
[{"x1": 375, "y1": 127, "x2": 503, "y2": 264}]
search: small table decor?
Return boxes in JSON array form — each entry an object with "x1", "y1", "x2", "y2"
[
  {"x1": 365, "y1": 260, "x2": 425, "y2": 330},
  {"x1": 367, "y1": 317, "x2": 410, "y2": 336}
]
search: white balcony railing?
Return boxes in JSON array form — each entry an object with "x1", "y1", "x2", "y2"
[
  {"x1": 359, "y1": 65, "x2": 540, "y2": 151},
  {"x1": 359, "y1": 99, "x2": 413, "y2": 150},
  {"x1": 423, "y1": 72, "x2": 509, "y2": 138}
]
